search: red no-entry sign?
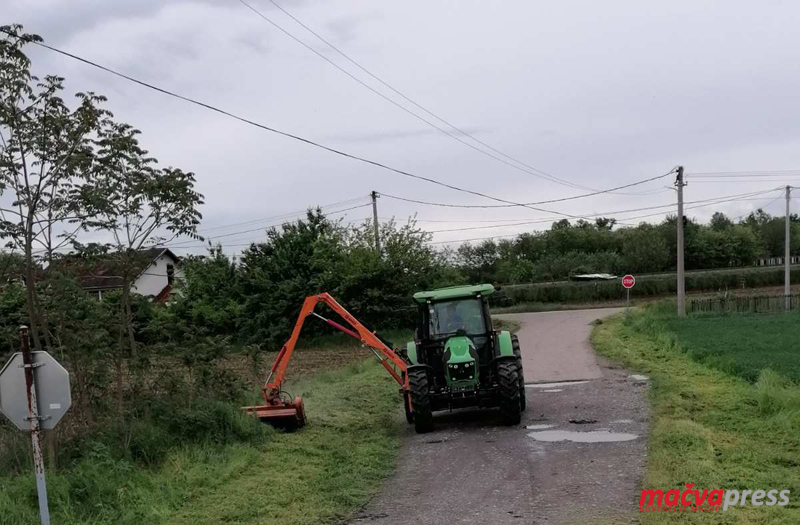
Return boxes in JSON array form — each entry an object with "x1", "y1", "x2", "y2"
[{"x1": 622, "y1": 274, "x2": 636, "y2": 289}]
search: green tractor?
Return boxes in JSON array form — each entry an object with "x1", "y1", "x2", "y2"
[{"x1": 403, "y1": 284, "x2": 525, "y2": 433}]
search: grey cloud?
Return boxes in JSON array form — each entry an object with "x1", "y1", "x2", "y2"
[{"x1": 5, "y1": 0, "x2": 800, "y2": 254}]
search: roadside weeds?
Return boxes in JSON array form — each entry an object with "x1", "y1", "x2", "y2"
[
  {"x1": 591, "y1": 307, "x2": 800, "y2": 524},
  {"x1": 0, "y1": 357, "x2": 404, "y2": 525}
]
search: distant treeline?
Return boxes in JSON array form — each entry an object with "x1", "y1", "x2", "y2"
[{"x1": 453, "y1": 211, "x2": 800, "y2": 284}]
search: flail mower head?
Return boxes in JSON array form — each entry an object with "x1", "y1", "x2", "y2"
[{"x1": 243, "y1": 394, "x2": 307, "y2": 430}]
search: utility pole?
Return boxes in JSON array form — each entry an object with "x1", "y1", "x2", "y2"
[
  {"x1": 676, "y1": 166, "x2": 686, "y2": 318},
  {"x1": 371, "y1": 191, "x2": 381, "y2": 253},
  {"x1": 786, "y1": 185, "x2": 792, "y2": 310}
]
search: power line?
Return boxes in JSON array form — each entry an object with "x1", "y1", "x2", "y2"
[
  {"x1": 17, "y1": 32, "x2": 595, "y2": 219},
  {"x1": 687, "y1": 170, "x2": 800, "y2": 177},
  {"x1": 380, "y1": 168, "x2": 677, "y2": 209},
  {"x1": 170, "y1": 202, "x2": 371, "y2": 246},
  {"x1": 424, "y1": 188, "x2": 781, "y2": 234},
  {"x1": 380, "y1": 216, "x2": 551, "y2": 224},
  {"x1": 686, "y1": 179, "x2": 800, "y2": 184},
  {"x1": 239, "y1": 0, "x2": 607, "y2": 192},
  {"x1": 731, "y1": 194, "x2": 785, "y2": 221},
  {"x1": 425, "y1": 187, "x2": 783, "y2": 243},
  {"x1": 198, "y1": 195, "x2": 368, "y2": 233},
  {"x1": 165, "y1": 187, "x2": 782, "y2": 249},
  {"x1": 428, "y1": 233, "x2": 519, "y2": 246}
]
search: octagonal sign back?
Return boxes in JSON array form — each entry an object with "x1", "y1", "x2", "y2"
[{"x1": 0, "y1": 351, "x2": 72, "y2": 431}]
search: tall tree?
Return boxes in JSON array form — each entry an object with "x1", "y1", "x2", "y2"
[
  {"x1": 81, "y1": 120, "x2": 203, "y2": 417},
  {"x1": 0, "y1": 25, "x2": 106, "y2": 349}
]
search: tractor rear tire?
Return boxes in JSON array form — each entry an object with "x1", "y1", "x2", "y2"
[
  {"x1": 497, "y1": 360, "x2": 522, "y2": 426},
  {"x1": 408, "y1": 368, "x2": 434, "y2": 433},
  {"x1": 511, "y1": 334, "x2": 526, "y2": 412}
]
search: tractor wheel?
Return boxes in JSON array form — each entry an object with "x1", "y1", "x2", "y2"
[
  {"x1": 408, "y1": 368, "x2": 434, "y2": 433},
  {"x1": 497, "y1": 360, "x2": 522, "y2": 426},
  {"x1": 403, "y1": 390, "x2": 414, "y2": 424},
  {"x1": 512, "y1": 334, "x2": 526, "y2": 412}
]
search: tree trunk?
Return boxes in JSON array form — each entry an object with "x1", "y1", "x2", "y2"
[
  {"x1": 23, "y1": 227, "x2": 43, "y2": 351},
  {"x1": 115, "y1": 347, "x2": 124, "y2": 424},
  {"x1": 123, "y1": 283, "x2": 137, "y2": 359},
  {"x1": 115, "y1": 317, "x2": 125, "y2": 423},
  {"x1": 33, "y1": 289, "x2": 53, "y2": 350}
]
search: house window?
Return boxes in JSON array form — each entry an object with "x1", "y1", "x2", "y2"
[{"x1": 167, "y1": 264, "x2": 175, "y2": 286}]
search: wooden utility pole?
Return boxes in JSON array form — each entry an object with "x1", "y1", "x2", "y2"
[
  {"x1": 371, "y1": 191, "x2": 381, "y2": 253},
  {"x1": 786, "y1": 185, "x2": 792, "y2": 310},
  {"x1": 676, "y1": 166, "x2": 686, "y2": 317}
]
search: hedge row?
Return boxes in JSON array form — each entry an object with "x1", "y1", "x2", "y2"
[{"x1": 493, "y1": 267, "x2": 800, "y2": 306}]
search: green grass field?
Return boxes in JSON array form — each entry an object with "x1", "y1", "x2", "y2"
[
  {"x1": 666, "y1": 313, "x2": 800, "y2": 382},
  {"x1": 0, "y1": 358, "x2": 403, "y2": 525},
  {"x1": 592, "y1": 304, "x2": 800, "y2": 524}
]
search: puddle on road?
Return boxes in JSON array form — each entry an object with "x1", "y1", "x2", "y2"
[
  {"x1": 541, "y1": 389, "x2": 562, "y2": 393},
  {"x1": 527, "y1": 381, "x2": 589, "y2": 389},
  {"x1": 524, "y1": 424, "x2": 555, "y2": 430},
  {"x1": 629, "y1": 374, "x2": 649, "y2": 381},
  {"x1": 527, "y1": 430, "x2": 638, "y2": 443},
  {"x1": 611, "y1": 419, "x2": 634, "y2": 424}
]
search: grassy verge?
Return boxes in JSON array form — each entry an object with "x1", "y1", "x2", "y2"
[
  {"x1": 0, "y1": 357, "x2": 403, "y2": 525},
  {"x1": 592, "y1": 303, "x2": 800, "y2": 524}
]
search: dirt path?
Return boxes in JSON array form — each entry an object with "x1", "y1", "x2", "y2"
[{"x1": 350, "y1": 308, "x2": 649, "y2": 525}]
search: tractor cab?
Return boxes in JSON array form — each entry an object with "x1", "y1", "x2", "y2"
[
  {"x1": 404, "y1": 284, "x2": 525, "y2": 432},
  {"x1": 414, "y1": 286, "x2": 495, "y2": 389}
]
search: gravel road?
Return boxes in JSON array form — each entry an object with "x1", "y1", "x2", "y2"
[{"x1": 349, "y1": 308, "x2": 649, "y2": 525}]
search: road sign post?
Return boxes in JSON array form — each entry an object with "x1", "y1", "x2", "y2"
[
  {"x1": 622, "y1": 274, "x2": 636, "y2": 316},
  {"x1": 21, "y1": 327, "x2": 50, "y2": 525},
  {"x1": 0, "y1": 326, "x2": 72, "y2": 525}
]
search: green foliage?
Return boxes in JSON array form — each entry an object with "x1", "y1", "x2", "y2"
[
  {"x1": 169, "y1": 247, "x2": 243, "y2": 337},
  {"x1": 184, "y1": 211, "x2": 459, "y2": 347},
  {"x1": 0, "y1": 359, "x2": 401, "y2": 525},
  {"x1": 450, "y1": 211, "x2": 798, "y2": 287},
  {"x1": 0, "y1": 25, "x2": 111, "y2": 350},
  {"x1": 0, "y1": 282, "x2": 25, "y2": 354}
]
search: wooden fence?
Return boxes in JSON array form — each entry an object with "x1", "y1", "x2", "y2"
[{"x1": 690, "y1": 294, "x2": 800, "y2": 314}]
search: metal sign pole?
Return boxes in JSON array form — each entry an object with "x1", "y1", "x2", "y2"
[
  {"x1": 626, "y1": 288, "x2": 630, "y2": 317},
  {"x1": 20, "y1": 326, "x2": 51, "y2": 525}
]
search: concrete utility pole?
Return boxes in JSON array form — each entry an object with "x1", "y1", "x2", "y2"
[
  {"x1": 786, "y1": 185, "x2": 792, "y2": 310},
  {"x1": 676, "y1": 167, "x2": 686, "y2": 317},
  {"x1": 371, "y1": 191, "x2": 381, "y2": 253}
]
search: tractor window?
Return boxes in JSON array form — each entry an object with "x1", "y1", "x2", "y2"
[{"x1": 428, "y1": 299, "x2": 486, "y2": 338}]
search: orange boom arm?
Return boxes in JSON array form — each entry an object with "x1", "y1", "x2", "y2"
[{"x1": 262, "y1": 293, "x2": 409, "y2": 404}]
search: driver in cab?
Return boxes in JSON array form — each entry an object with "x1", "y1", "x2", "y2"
[{"x1": 440, "y1": 302, "x2": 466, "y2": 334}]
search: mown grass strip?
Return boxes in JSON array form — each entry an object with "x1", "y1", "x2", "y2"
[
  {"x1": 591, "y1": 306, "x2": 800, "y2": 524},
  {"x1": 0, "y1": 359, "x2": 403, "y2": 525}
]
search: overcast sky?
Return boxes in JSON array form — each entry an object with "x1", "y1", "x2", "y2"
[{"x1": 4, "y1": 0, "x2": 800, "y2": 253}]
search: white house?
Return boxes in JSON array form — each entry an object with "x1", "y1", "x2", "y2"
[{"x1": 72, "y1": 247, "x2": 183, "y2": 302}]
